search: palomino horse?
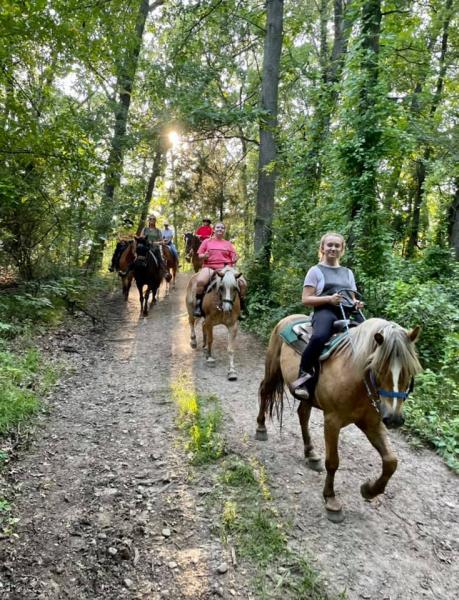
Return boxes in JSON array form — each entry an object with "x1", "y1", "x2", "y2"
[
  {"x1": 110, "y1": 240, "x2": 135, "y2": 300},
  {"x1": 162, "y1": 243, "x2": 178, "y2": 293},
  {"x1": 132, "y1": 237, "x2": 164, "y2": 316},
  {"x1": 256, "y1": 316, "x2": 421, "y2": 522},
  {"x1": 186, "y1": 266, "x2": 242, "y2": 380},
  {"x1": 184, "y1": 233, "x2": 202, "y2": 273}
]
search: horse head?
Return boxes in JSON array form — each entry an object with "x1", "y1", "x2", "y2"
[
  {"x1": 214, "y1": 266, "x2": 241, "y2": 313},
  {"x1": 352, "y1": 320, "x2": 422, "y2": 429},
  {"x1": 134, "y1": 236, "x2": 149, "y2": 264}
]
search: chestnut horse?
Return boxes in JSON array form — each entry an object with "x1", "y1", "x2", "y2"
[
  {"x1": 162, "y1": 243, "x2": 178, "y2": 293},
  {"x1": 186, "y1": 266, "x2": 242, "y2": 380},
  {"x1": 110, "y1": 240, "x2": 135, "y2": 300},
  {"x1": 256, "y1": 316, "x2": 421, "y2": 522},
  {"x1": 184, "y1": 233, "x2": 202, "y2": 273}
]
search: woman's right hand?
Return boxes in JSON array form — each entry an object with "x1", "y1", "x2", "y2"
[{"x1": 329, "y1": 292, "x2": 343, "y2": 306}]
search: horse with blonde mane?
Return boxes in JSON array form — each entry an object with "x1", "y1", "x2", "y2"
[
  {"x1": 256, "y1": 316, "x2": 421, "y2": 522},
  {"x1": 186, "y1": 266, "x2": 242, "y2": 380}
]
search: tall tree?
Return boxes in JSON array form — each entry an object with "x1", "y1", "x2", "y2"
[
  {"x1": 87, "y1": 0, "x2": 164, "y2": 270},
  {"x1": 254, "y1": 0, "x2": 284, "y2": 264}
]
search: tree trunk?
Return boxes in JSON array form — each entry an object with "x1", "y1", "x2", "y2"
[
  {"x1": 87, "y1": 0, "x2": 163, "y2": 270},
  {"x1": 254, "y1": 0, "x2": 284, "y2": 263},
  {"x1": 136, "y1": 144, "x2": 164, "y2": 235},
  {"x1": 405, "y1": 0, "x2": 452, "y2": 256},
  {"x1": 448, "y1": 178, "x2": 459, "y2": 259}
]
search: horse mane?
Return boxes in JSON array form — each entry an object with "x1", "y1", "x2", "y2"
[{"x1": 338, "y1": 318, "x2": 422, "y2": 380}]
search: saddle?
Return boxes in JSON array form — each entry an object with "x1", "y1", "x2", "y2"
[{"x1": 279, "y1": 317, "x2": 357, "y2": 359}]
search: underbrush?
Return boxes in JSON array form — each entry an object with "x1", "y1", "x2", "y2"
[
  {"x1": 0, "y1": 271, "x2": 112, "y2": 338},
  {"x1": 0, "y1": 347, "x2": 56, "y2": 435}
]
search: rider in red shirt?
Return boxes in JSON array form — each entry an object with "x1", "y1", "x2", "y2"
[
  {"x1": 195, "y1": 218, "x2": 213, "y2": 241},
  {"x1": 193, "y1": 222, "x2": 246, "y2": 317}
]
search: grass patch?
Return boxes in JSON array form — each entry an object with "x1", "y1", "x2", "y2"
[
  {"x1": 215, "y1": 455, "x2": 336, "y2": 599},
  {"x1": 171, "y1": 376, "x2": 225, "y2": 464},
  {"x1": 0, "y1": 347, "x2": 56, "y2": 435}
]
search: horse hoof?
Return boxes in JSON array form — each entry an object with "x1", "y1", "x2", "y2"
[
  {"x1": 360, "y1": 481, "x2": 374, "y2": 500},
  {"x1": 325, "y1": 497, "x2": 344, "y2": 522},
  {"x1": 206, "y1": 358, "x2": 216, "y2": 367},
  {"x1": 255, "y1": 428, "x2": 268, "y2": 441},
  {"x1": 308, "y1": 457, "x2": 323, "y2": 472},
  {"x1": 227, "y1": 371, "x2": 237, "y2": 381},
  {"x1": 190, "y1": 340, "x2": 197, "y2": 349},
  {"x1": 326, "y1": 508, "x2": 345, "y2": 523}
]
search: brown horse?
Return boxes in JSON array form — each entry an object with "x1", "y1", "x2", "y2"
[
  {"x1": 184, "y1": 233, "x2": 202, "y2": 273},
  {"x1": 162, "y1": 243, "x2": 178, "y2": 293},
  {"x1": 186, "y1": 266, "x2": 242, "y2": 380},
  {"x1": 110, "y1": 240, "x2": 135, "y2": 300},
  {"x1": 256, "y1": 316, "x2": 421, "y2": 522}
]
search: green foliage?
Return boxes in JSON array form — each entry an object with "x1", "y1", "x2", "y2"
[
  {"x1": 407, "y1": 370, "x2": 459, "y2": 471},
  {"x1": 0, "y1": 347, "x2": 55, "y2": 435},
  {"x1": 172, "y1": 377, "x2": 225, "y2": 464}
]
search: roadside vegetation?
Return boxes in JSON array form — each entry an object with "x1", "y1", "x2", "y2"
[{"x1": 172, "y1": 376, "x2": 338, "y2": 599}]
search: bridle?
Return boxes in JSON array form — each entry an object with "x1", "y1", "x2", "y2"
[{"x1": 364, "y1": 370, "x2": 415, "y2": 412}]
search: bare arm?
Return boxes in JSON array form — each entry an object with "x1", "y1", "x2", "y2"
[{"x1": 302, "y1": 286, "x2": 343, "y2": 307}]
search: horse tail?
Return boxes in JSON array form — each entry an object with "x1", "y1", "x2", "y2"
[{"x1": 259, "y1": 324, "x2": 285, "y2": 421}]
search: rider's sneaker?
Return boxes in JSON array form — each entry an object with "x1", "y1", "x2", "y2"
[
  {"x1": 292, "y1": 372, "x2": 312, "y2": 399},
  {"x1": 108, "y1": 266, "x2": 114, "y2": 272},
  {"x1": 164, "y1": 272, "x2": 172, "y2": 282}
]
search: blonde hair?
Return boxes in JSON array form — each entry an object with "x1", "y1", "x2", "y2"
[{"x1": 319, "y1": 232, "x2": 345, "y2": 259}]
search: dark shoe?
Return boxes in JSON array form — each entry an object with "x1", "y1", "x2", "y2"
[
  {"x1": 108, "y1": 266, "x2": 114, "y2": 272},
  {"x1": 292, "y1": 372, "x2": 312, "y2": 399},
  {"x1": 165, "y1": 273, "x2": 172, "y2": 282},
  {"x1": 193, "y1": 304, "x2": 202, "y2": 317}
]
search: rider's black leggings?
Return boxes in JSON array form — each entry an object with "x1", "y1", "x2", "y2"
[{"x1": 299, "y1": 305, "x2": 364, "y2": 374}]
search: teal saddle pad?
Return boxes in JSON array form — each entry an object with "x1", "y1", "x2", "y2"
[{"x1": 279, "y1": 317, "x2": 347, "y2": 358}]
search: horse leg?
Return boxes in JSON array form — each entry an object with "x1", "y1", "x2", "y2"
[
  {"x1": 323, "y1": 415, "x2": 345, "y2": 522},
  {"x1": 297, "y1": 401, "x2": 322, "y2": 471},
  {"x1": 255, "y1": 388, "x2": 269, "y2": 441},
  {"x1": 357, "y1": 421, "x2": 398, "y2": 500},
  {"x1": 143, "y1": 286, "x2": 150, "y2": 316},
  {"x1": 188, "y1": 314, "x2": 197, "y2": 349},
  {"x1": 126, "y1": 271, "x2": 133, "y2": 300},
  {"x1": 137, "y1": 283, "x2": 144, "y2": 315},
  {"x1": 227, "y1": 322, "x2": 238, "y2": 381},
  {"x1": 204, "y1": 322, "x2": 215, "y2": 366}
]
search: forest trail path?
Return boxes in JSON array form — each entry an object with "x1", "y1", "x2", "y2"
[{"x1": 1, "y1": 273, "x2": 457, "y2": 600}]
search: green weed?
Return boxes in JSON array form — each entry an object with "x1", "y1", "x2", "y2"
[{"x1": 171, "y1": 377, "x2": 225, "y2": 464}]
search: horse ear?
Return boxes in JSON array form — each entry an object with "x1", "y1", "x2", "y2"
[
  {"x1": 374, "y1": 332, "x2": 384, "y2": 346},
  {"x1": 408, "y1": 325, "x2": 421, "y2": 342}
]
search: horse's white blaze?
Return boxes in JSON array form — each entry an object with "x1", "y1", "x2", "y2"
[
  {"x1": 391, "y1": 359, "x2": 402, "y2": 412},
  {"x1": 220, "y1": 270, "x2": 237, "y2": 312}
]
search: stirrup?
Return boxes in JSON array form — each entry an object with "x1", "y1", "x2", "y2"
[{"x1": 291, "y1": 372, "x2": 312, "y2": 399}]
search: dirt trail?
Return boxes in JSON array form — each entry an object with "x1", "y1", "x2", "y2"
[{"x1": 1, "y1": 273, "x2": 457, "y2": 600}]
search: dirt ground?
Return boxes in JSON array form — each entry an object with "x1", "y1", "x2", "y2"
[{"x1": 0, "y1": 272, "x2": 457, "y2": 599}]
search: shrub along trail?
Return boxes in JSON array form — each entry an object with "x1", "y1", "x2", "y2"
[{"x1": 1, "y1": 273, "x2": 457, "y2": 599}]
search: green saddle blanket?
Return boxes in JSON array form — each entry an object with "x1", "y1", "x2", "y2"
[{"x1": 279, "y1": 317, "x2": 347, "y2": 359}]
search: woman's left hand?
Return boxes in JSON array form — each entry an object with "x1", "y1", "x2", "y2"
[{"x1": 354, "y1": 300, "x2": 365, "y2": 310}]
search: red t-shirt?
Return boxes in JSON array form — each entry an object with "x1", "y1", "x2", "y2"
[
  {"x1": 195, "y1": 225, "x2": 213, "y2": 240},
  {"x1": 198, "y1": 239, "x2": 238, "y2": 270}
]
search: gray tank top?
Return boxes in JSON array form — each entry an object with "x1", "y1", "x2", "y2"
[{"x1": 316, "y1": 264, "x2": 354, "y2": 305}]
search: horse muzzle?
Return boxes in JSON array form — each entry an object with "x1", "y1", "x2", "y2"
[{"x1": 381, "y1": 409, "x2": 405, "y2": 429}]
